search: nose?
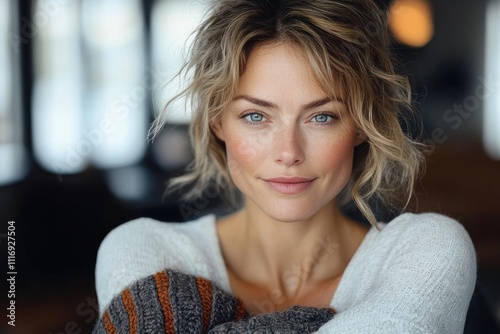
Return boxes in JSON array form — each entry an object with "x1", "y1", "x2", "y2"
[{"x1": 273, "y1": 124, "x2": 305, "y2": 166}]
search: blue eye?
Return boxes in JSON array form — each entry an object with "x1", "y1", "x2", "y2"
[
  {"x1": 313, "y1": 114, "x2": 333, "y2": 123},
  {"x1": 243, "y1": 113, "x2": 265, "y2": 123}
]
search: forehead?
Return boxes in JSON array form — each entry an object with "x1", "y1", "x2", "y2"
[
  {"x1": 237, "y1": 42, "x2": 343, "y2": 101},
  {"x1": 237, "y1": 43, "x2": 320, "y2": 95}
]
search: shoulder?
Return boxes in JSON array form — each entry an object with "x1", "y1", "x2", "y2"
[
  {"x1": 383, "y1": 211, "x2": 466, "y2": 231},
  {"x1": 95, "y1": 215, "x2": 216, "y2": 314},
  {"x1": 378, "y1": 212, "x2": 476, "y2": 258},
  {"x1": 377, "y1": 212, "x2": 477, "y2": 332},
  {"x1": 96, "y1": 215, "x2": 215, "y2": 269},
  {"x1": 374, "y1": 212, "x2": 477, "y2": 281},
  {"x1": 324, "y1": 212, "x2": 477, "y2": 333},
  {"x1": 97, "y1": 215, "x2": 212, "y2": 251},
  {"x1": 353, "y1": 212, "x2": 477, "y2": 291},
  {"x1": 101, "y1": 214, "x2": 214, "y2": 236}
]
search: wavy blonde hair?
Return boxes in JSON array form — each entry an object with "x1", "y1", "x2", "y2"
[{"x1": 150, "y1": 0, "x2": 426, "y2": 228}]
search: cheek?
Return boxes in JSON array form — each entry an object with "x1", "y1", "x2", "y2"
[
  {"x1": 224, "y1": 129, "x2": 264, "y2": 178},
  {"x1": 314, "y1": 135, "x2": 356, "y2": 174}
]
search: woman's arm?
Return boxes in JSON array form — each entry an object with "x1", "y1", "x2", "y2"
[
  {"x1": 316, "y1": 214, "x2": 477, "y2": 333},
  {"x1": 95, "y1": 218, "x2": 204, "y2": 315},
  {"x1": 93, "y1": 268, "x2": 336, "y2": 334}
]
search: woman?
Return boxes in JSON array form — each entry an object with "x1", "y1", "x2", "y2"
[{"x1": 95, "y1": 0, "x2": 477, "y2": 332}]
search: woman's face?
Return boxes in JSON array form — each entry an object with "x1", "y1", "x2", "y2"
[{"x1": 213, "y1": 43, "x2": 362, "y2": 222}]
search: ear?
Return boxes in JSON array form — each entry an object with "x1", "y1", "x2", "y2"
[{"x1": 210, "y1": 119, "x2": 225, "y2": 142}]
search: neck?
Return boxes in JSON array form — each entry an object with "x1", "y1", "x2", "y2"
[{"x1": 220, "y1": 200, "x2": 367, "y2": 301}]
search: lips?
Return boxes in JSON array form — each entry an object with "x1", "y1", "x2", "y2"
[{"x1": 262, "y1": 177, "x2": 316, "y2": 194}]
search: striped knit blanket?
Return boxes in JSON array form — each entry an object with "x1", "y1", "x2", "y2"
[{"x1": 93, "y1": 269, "x2": 336, "y2": 333}]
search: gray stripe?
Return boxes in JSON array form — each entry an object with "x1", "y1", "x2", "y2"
[
  {"x1": 107, "y1": 292, "x2": 130, "y2": 333},
  {"x1": 208, "y1": 282, "x2": 239, "y2": 329},
  {"x1": 129, "y1": 275, "x2": 165, "y2": 333},
  {"x1": 92, "y1": 318, "x2": 106, "y2": 334},
  {"x1": 168, "y1": 269, "x2": 204, "y2": 333}
]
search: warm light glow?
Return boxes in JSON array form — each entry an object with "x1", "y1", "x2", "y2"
[{"x1": 389, "y1": 0, "x2": 434, "y2": 48}]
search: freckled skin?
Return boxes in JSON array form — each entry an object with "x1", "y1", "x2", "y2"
[{"x1": 213, "y1": 43, "x2": 362, "y2": 222}]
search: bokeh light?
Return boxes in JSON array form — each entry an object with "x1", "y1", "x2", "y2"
[{"x1": 389, "y1": 0, "x2": 434, "y2": 48}]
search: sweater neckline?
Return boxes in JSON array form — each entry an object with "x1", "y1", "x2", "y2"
[{"x1": 206, "y1": 214, "x2": 381, "y2": 310}]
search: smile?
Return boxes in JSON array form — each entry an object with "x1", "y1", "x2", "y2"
[{"x1": 262, "y1": 177, "x2": 316, "y2": 195}]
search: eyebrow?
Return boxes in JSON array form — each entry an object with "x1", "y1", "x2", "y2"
[{"x1": 232, "y1": 95, "x2": 343, "y2": 112}]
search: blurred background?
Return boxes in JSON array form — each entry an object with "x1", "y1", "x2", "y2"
[{"x1": 0, "y1": 0, "x2": 499, "y2": 332}]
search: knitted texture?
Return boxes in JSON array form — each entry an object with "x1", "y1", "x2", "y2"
[
  {"x1": 96, "y1": 213, "x2": 477, "y2": 333},
  {"x1": 93, "y1": 269, "x2": 336, "y2": 334}
]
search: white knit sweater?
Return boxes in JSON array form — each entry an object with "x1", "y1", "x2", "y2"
[{"x1": 95, "y1": 212, "x2": 477, "y2": 333}]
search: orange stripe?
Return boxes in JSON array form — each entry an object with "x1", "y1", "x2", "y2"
[
  {"x1": 121, "y1": 289, "x2": 138, "y2": 334},
  {"x1": 195, "y1": 277, "x2": 213, "y2": 332},
  {"x1": 103, "y1": 311, "x2": 117, "y2": 334},
  {"x1": 233, "y1": 298, "x2": 248, "y2": 321},
  {"x1": 154, "y1": 271, "x2": 175, "y2": 334}
]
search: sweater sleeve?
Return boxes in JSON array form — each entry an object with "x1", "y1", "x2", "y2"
[
  {"x1": 315, "y1": 213, "x2": 477, "y2": 334},
  {"x1": 95, "y1": 218, "x2": 209, "y2": 315}
]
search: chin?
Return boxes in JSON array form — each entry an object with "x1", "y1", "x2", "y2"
[{"x1": 259, "y1": 201, "x2": 320, "y2": 223}]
